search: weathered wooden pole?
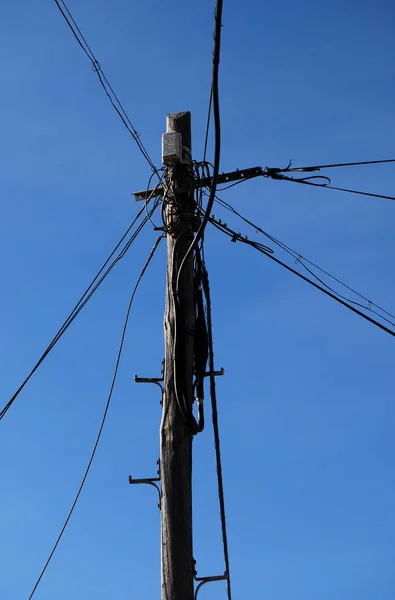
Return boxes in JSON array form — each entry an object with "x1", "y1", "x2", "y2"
[{"x1": 160, "y1": 111, "x2": 195, "y2": 600}]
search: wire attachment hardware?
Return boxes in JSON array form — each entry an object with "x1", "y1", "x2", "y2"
[
  {"x1": 128, "y1": 460, "x2": 161, "y2": 509},
  {"x1": 204, "y1": 367, "x2": 225, "y2": 378},
  {"x1": 134, "y1": 360, "x2": 165, "y2": 403},
  {"x1": 194, "y1": 572, "x2": 228, "y2": 599}
]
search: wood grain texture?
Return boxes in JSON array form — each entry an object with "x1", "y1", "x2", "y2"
[{"x1": 160, "y1": 111, "x2": 195, "y2": 600}]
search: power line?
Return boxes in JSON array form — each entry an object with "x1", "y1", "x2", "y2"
[
  {"x1": 195, "y1": 158, "x2": 395, "y2": 201},
  {"x1": 0, "y1": 192, "x2": 161, "y2": 422},
  {"x1": 201, "y1": 261, "x2": 232, "y2": 600},
  {"x1": 193, "y1": 0, "x2": 224, "y2": 244},
  {"x1": 27, "y1": 234, "x2": 163, "y2": 600},
  {"x1": 217, "y1": 175, "x2": 262, "y2": 192},
  {"x1": 168, "y1": 0, "x2": 224, "y2": 437},
  {"x1": 212, "y1": 193, "x2": 395, "y2": 327},
  {"x1": 53, "y1": 0, "x2": 159, "y2": 174},
  {"x1": 318, "y1": 183, "x2": 395, "y2": 202},
  {"x1": 269, "y1": 158, "x2": 395, "y2": 173},
  {"x1": 263, "y1": 157, "x2": 395, "y2": 201},
  {"x1": 267, "y1": 173, "x2": 395, "y2": 202},
  {"x1": 209, "y1": 217, "x2": 395, "y2": 338},
  {"x1": 175, "y1": 0, "x2": 224, "y2": 293},
  {"x1": 202, "y1": 88, "x2": 213, "y2": 165}
]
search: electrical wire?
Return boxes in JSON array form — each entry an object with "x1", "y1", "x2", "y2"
[
  {"x1": 271, "y1": 158, "x2": 395, "y2": 173},
  {"x1": 201, "y1": 262, "x2": 232, "y2": 600},
  {"x1": 269, "y1": 173, "x2": 395, "y2": 202},
  {"x1": 212, "y1": 194, "x2": 395, "y2": 326},
  {"x1": 54, "y1": 0, "x2": 159, "y2": 175},
  {"x1": 175, "y1": 0, "x2": 224, "y2": 293},
  {"x1": 168, "y1": 1, "x2": 224, "y2": 432},
  {"x1": 315, "y1": 183, "x2": 395, "y2": 202},
  {"x1": 209, "y1": 217, "x2": 395, "y2": 338},
  {"x1": 217, "y1": 174, "x2": 263, "y2": 192},
  {"x1": 144, "y1": 169, "x2": 165, "y2": 229},
  {"x1": 171, "y1": 235, "x2": 204, "y2": 434},
  {"x1": 0, "y1": 196, "x2": 161, "y2": 422},
  {"x1": 27, "y1": 234, "x2": 163, "y2": 600},
  {"x1": 202, "y1": 87, "x2": 213, "y2": 165}
]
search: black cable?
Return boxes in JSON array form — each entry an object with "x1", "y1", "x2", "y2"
[
  {"x1": 200, "y1": 262, "x2": 232, "y2": 600},
  {"x1": 175, "y1": 0, "x2": 224, "y2": 293},
  {"x1": 319, "y1": 183, "x2": 395, "y2": 202},
  {"x1": 192, "y1": 248, "x2": 209, "y2": 431},
  {"x1": 272, "y1": 174, "x2": 395, "y2": 202},
  {"x1": 54, "y1": 0, "x2": 158, "y2": 175},
  {"x1": 144, "y1": 169, "x2": 165, "y2": 229},
  {"x1": 213, "y1": 194, "x2": 395, "y2": 326},
  {"x1": 27, "y1": 234, "x2": 162, "y2": 600},
  {"x1": 209, "y1": 218, "x2": 395, "y2": 338},
  {"x1": 0, "y1": 198, "x2": 160, "y2": 422},
  {"x1": 217, "y1": 174, "x2": 263, "y2": 192},
  {"x1": 274, "y1": 158, "x2": 395, "y2": 173},
  {"x1": 57, "y1": 0, "x2": 156, "y2": 171},
  {"x1": 172, "y1": 236, "x2": 203, "y2": 434},
  {"x1": 202, "y1": 87, "x2": 213, "y2": 165}
]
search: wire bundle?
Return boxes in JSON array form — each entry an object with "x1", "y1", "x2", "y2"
[
  {"x1": 0, "y1": 195, "x2": 161, "y2": 422},
  {"x1": 53, "y1": 0, "x2": 159, "y2": 175},
  {"x1": 209, "y1": 213, "x2": 395, "y2": 338}
]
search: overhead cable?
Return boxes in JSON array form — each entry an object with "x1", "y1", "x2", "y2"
[
  {"x1": 171, "y1": 236, "x2": 205, "y2": 435},
  {"x1": 269, "y1": 158, "x2": 395, "y2": 173},
  {"x1": 202, "y1": 88, "x2": 213, "y2": 165},
  {"x1": 266, "y1": 172, "x2": 395, "y2": 202},
  {"x1": 175, "y1": 0, "x2": 224, "y2": 292},
  {"x1": 27, "y1": 234, "x2": 163, "y2": 600},
  {"x1": 0, "y1": 194, "x2": 161, "y2": 422},
  {"x1": 201, "y1": 262, "x2": 232, "y2": 600},
  {"x1": 265, "y1": 158, "x2": 395, "y2": 201},
  {"x1": 209, "y1": 217, "x2": 395, "y2": 338},
  {"x1": 212, "y1": 193, "x2": 395, "y2": 327},
  {"x1": 54, "y1": 0, "x2": 159, "y2": 175}
]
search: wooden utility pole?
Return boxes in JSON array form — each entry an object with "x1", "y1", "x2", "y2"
[{"x1": 160, "y1": 111, "x2": 195, "y2": 600}]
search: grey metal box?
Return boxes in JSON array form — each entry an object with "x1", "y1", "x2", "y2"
[{"x1": 162, "y1": 132, "x2": 182, "y2": 164}]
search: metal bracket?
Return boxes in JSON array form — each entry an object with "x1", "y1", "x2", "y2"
[
  {"x1": 128, "y1": 460, "x2": 161, "y2": 509},
  {"x1": 204, "y1": 367, "x2": 225, "y2": 378},
  {"x1": 194, "y1": 573, "x2": 228, "y2": 599},
  {"x1": 132, "y1": 166, "x2": 263, "y2": 201},
  {"x1": 134, "y1": 360, "x2": 165, "y2": 403}
]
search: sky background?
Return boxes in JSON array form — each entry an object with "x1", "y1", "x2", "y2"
[{"x1": 0, "y1": 1, "x2": 394, "y2": 599}]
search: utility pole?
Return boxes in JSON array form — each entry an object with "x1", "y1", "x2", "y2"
[{"x1": 160, "y1": 111, "x2": 195, "y2": 600}]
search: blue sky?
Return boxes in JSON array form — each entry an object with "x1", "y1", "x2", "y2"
[{"x1": 0, "y1": 1, "x2": 394, "y2": 599}]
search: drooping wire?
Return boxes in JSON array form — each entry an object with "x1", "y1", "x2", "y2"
[
  {"x1": 53, "y1": 0, "x2": 159, "y2": 175},
  {"x1": 209, "y1": 217, "x2": 395, "y2": 338},
  {"x1": 27, "y1": 234, "x2": 163, "y2": 600},
  {"x1": 175, "y1": 0, "x2": 224, "y2": 293},
  {"x1": 267, "y1": 172, "x2": 395, "y2": 202},
  {"x1": 270, "y1": 158, "x2": 395, "y2": 173},
  {"x1": 171, "y1": 234, "x2": 204, "y2": 434},
  {"x1": 166, "y1": 1, "x2": 224, "y2": 434},
  {"x1": 0, "y1": 192, "x2": 162, "y2": 422},
  {"x1": 201, "y1": 261, "x2": 232, "y2": 600},
  {"x1": 212, "y1": 193, "x2": 395, "y2": 327},
  {"x1": 144, "y1": 168, "x2": 165, "y2": 229}
]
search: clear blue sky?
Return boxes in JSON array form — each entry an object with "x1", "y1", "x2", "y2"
[{"x1": 1, "y1": 1, "x2": 394, "y2": 599}]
